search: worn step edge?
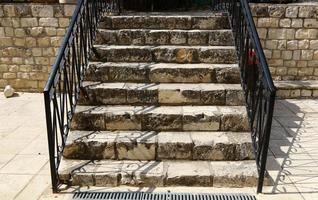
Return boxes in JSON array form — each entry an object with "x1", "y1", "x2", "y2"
[
  {"x1": 99, "y1": 14, "x2": 230, "y2": 30},
  {"x1": 58, "y1": 159, "x2": 265, "y2": 187},
  {"x1": 95, "y1": 29, "x2": 234, "y2": 46},
  {"x1": 85, "y1": 62, "x2": 240, "y2": 84},
  {"x1": 79, "y1": 82, "x2": 244, "y2": 106},
  {"x1": 71, "y1": 105, "x2": 249, "y2": 132},
  {"x1": 63, "y1": 130, "x2": 254, "y2": 161},
  {"x1": 275, "y1": 80, "x2": 318, "y2": 99},
  {"x1": 91, "y1": 45, "x2": 237, "y2": 64}
]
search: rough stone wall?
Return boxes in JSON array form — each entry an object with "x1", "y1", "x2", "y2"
[
  {"x1": 251, "y1": 4, "x2": 318, "y2": 81},
  {"x1": 0, "y1": 4, "x2": 75, "y2": 92}
]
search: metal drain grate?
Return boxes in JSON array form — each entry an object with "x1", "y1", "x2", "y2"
[{"x1": 73, "y1": 192, "x2": 256, "y2": 200}]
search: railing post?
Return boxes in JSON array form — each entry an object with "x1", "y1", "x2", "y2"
[
  {"x1": 44, "y1": 91, "x2": 58, "y2": 193},
  {"x1": 257, "y1": 91, "x2": 276, "y2": 193}
]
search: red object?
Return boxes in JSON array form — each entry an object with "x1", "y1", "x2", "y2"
[{"x1": 248, "y1": 49, "x2": 258, "y2": 65}]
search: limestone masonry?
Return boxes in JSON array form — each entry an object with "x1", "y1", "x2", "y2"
[
  {"x1": 251, "y1": 3, "x2": 318, "y2": 81},
  {"x1": 0, "y1": 4, "x2": 75, "y2": 92}
]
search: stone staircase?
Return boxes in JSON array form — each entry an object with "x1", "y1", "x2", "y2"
[{"x1": 59, "y1": 12, "x2": 260, "y2": 188}]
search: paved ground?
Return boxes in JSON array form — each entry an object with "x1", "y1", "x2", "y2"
[{"x1": 0, "y1": 92, "x2": 317, "y2": 200}]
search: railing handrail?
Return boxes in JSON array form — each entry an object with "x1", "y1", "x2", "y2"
[
  {"x1": 44, "y1": 0, "x2": 83, "y2": 93},
  {"x1": 43, "y1": 0, "x2": 119, "y2": 192},
  {"x1": 213, "y1": 0, "x2": 276, "y2": 193},
  {"x1": 240, "y1": 0, "x2": 276, "y2": 92}
]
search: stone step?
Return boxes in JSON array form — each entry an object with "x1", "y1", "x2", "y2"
[
  {"x1": 59, "y1": 159, "x2": 260, "y2": 187},
  {"x1": 91, "y1": 45, "x2": 237, "y2": 64},
  {"x1": 99, "y1": 14, "x2": 230, "y2": 30},
  {"x1": 275, "y1": 80, "x2": 318, "y2": 99},
  {"x1": 85, "y1": 62, "x2": 240, "y2": 84},
  {"x1": 63, "y1": 131, "x2": 254, "y2": 161},
  {"x1": 95, "y1": 29, "x2": 234, "y2": 46},
  {"x1": 79, "y1": 82, "x2": 244, "y2": 106},
  {"x1": 71, "y1": 105, "x2": 249, "y2": 132}
]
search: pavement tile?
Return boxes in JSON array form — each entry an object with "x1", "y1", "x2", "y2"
[{"x1": 0, "y1": 155, "x2": 48, "y2": 175}]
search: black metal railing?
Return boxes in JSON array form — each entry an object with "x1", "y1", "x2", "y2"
[
  {"x1": 43, "y1": 0, "x2": 120, "y2": 193},
  {"x1": 213, "y1": 0, "x2": 276, "y2": 193}
]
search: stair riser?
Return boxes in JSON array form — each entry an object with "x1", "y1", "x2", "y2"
[
  {"x1": 91, "y1": 47, "x2": 237, "y2": 64},
  {"x1": 79, "y1": 86, "x2": 245, "y2": 106},
  {"x1": 85, "y1": 63, "x2": 241, "y2": 84},
  {"x1": 71, "y1": 111, "x2": 249, "y2": 132},
  {"x1": 99, "y1": 16, "x2": 230, "y2": 30},
  {"x1": 63, "y1": 133, "x2": 254, "y2": 161},
  {"x1": 59, "y1": 161, "x2": 261, "y2": 188},
  {"x1": 95, "y1": 30, "x2": 234, "y2": 46}
]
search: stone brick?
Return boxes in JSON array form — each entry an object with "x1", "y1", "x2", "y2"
[
  {"x1": 314, "y1": 50, "x2": 318, "y2": 60},
  {"x1": 32, "y1": 48, "x2": 42, "y2": 57},
  {"x1": 3, "y1": 73, "x2": 16, "y2": 79},
  {"x1": 282, "y1": 50, "x2": 292, "y2": 60},
  {"x1": 268, "y1": 5, "x2": 285, "y2": 18},
  {"x1": 284, "y1": 60, "x2": 296, "y2": 68},
  {"x1": 295, "y1": 29, "x2": 318, "y2": 39},
  {"x1": 268, "y1": 29, "x2": 295, "y2": 40},
  {"x1": 301, "y1": 89, "x2": 312, "y2": 97},
  {"x1": 13, "y1": 38, "x2": 25, "y2": 46},
  {"x1": 291, "y1": 19, "x2": 303, "y2": 28},
  {"x1": 20, "y1": 18, "x2": 38, "y2": 27},
  {"x1": 3, "y1": 5, "x2": 16, "y2": 17},
  {"x1": 59, "y1": 18, "x2": 70, "y2": 28},
  {"x1": 4, "y1": 27, "x2": 14, "y2": 37},
  {"x1": 30, "y1": 27, "x2": 44, "y2": 37},
  {"x1": 26, "y1": 37, "x2": 37, "y2": 47},
  {"x1": 301, "y1": 50, "x2": 314, "y2": 60},
  {"x1": 293, "y1": 50, "x2": 301, "y2": 60},
  {"x1": 64, "y1": 5, "x2": 76, "y2": 17},
  {"x1": 287, "y1": 67, "x2": 297, "y2": 76},
  {"x1": 14, "y1": 28, "x2": 26, "y2": 37},
  {"x1": 14, "y1": 5, "x2": 31, "y2": 17},
  {"x1": 299, "y1": 6, "x2": 316, "y2": 18},
  {"x1": 297, "y1": 60, "x2": 308, "y2": 68},
  {"x1": 32, "y1": 5, "x2": 53, "y2": 17},
  {"x1": 45, "y1": 28, "x2": 57, "y2": 36},
  {"x1": 310, "y1": 40, "x2": 318, "y2": 50},
  {"x1": 257, "y1": 28, "x2": 267, "y2": 39},
  {"x1": 304, "y1": 19, "x2": 318, "y2": 28},
  {"x1": 277, "y1": 40, "x2": 286, "y2": 50},
  {"x1": 279, "y1": 19, "x2": 291, "y2": 28},
  {"x1": 287, "y1": 40, "x2": 298, "y2": 50},
  {"x1": 299, "y1": 39, "x2": 309, "y2": 49},
  {"x1": 285, "y1": 6, "x2": 298, "y2": 18},
  {"x1": 37, "y1": 37, "x2": 50, "y2": 47},
  {"x1": 272, "y1": 50, "x2": 281, "y2": 59},
  {"x1": 11, "y1": 18, "x2": 20, "y2": 28},
  {"x1": 0, "y1": 18, "x2": 12, "y2": 27},
  {"x1": 39, "y1": 18, "x2": 58, "y2": 27},
  {"x1": 258, "y1": 18, "x2": 279, "y2": 27},
  {"x1": 266, "y1": 40, "x2": 277, "y2": 49},
  {"x1": 0, "y1": 27, "x2": 4, "y2": 37}
]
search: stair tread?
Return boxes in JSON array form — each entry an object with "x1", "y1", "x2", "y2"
[
  {"x1": 74, "y1": 105, "x2": 247, "y2": 114},
  {"x1": 83, "y1": 82, "x2": 242, "y2": 90},
  {"x1": 94, "y1": 45, "x2": 236, "y2": 49},
  {"x1": 98, "y1": 29, "x2": 232, "y2": 32},
  {"x1": 64, "y1": 130, "x2": 253, "y2": 161},
  {"x1": 88, "y1": 62, "x2": 239, "y2": 68},
  {"x1": 58, "y1": 158, "x2": 259, "y2": 187}
]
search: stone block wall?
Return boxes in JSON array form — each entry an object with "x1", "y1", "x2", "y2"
[
  {"x1": 251, "y1": 3, "x2": 318, "y2": 81},
  {"x1": 0, "y1": 4, "x2": 75, "y2": 92}
]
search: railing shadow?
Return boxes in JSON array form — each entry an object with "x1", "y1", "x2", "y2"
[{"x1": 264, "y1": 99, "x2": 318, "y2": 195}]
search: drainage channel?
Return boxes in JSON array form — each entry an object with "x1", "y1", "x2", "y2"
[{"x1": 73, "y1": 192, "x2": 256, "y2": 200}]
